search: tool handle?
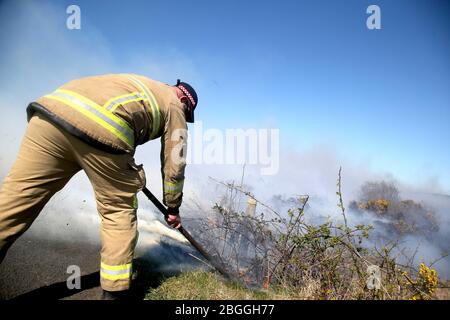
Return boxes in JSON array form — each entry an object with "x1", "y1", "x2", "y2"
[
  {"x1": 141, "y1": 187, "x2": 230, "y2": 279},
  {"x1": 142, "y1": 187, "x2": 168, "y2": 215}
]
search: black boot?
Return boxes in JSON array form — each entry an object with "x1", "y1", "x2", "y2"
[{"x1": 101, "y1": 290, "x2": 131, "y2": 300}]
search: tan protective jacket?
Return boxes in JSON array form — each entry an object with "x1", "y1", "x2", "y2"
[{"x1": 28, "y1": 73, "x2": 187, "y2": 208}]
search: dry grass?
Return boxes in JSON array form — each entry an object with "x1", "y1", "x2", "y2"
[
  {"x1": 434, "y1": 280, "x2": 450, "y2": 300},
  {"x1": 145, "y1": 270, "x2": 326, "y2": 300},
  {"x1": 145, "y1": 270, "x2": 267, "y2": 300}
]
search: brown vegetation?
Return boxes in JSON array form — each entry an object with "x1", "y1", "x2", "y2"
[{"x1": 184, "y1": 168, "x2": 441, "y2": 300}]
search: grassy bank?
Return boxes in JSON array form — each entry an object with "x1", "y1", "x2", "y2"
[
  {"x1": 145, "y1": 270, "x2": 450, "y2": 300},
  {"x1": 145, "y1": 270, "x2": 332, "y2": 300},
  {"x1": 145, "y1": 271, "x2": 267, "y2": 300}
]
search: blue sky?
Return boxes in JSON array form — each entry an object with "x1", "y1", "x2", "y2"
[{"x1": 0, "y1": 0, "x2": 449, "y2": 192}]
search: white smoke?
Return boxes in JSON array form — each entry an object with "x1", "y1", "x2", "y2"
[{"x1": 0, "y1": 0, "x2": 200, "y2": 271}]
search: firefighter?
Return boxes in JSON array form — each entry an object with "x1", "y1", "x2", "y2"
[{"x1": 0, "y1": 74, "x2": 198, "y2": 299}]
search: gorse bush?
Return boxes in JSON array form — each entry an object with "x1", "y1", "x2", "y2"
[
  {"x1": 349, "y1": 181, "x2": 439, "y2": 236},
  {"x1": 409, "y1": 263, "x2": 439, "y2": 300}
]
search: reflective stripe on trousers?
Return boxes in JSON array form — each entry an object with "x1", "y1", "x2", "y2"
[{"x1": 100, "y1": 262, "x2": 133, "y2": 281}]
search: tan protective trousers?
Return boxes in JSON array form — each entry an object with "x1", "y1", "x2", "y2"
[{"x1": 0, "y1": 113, "x2": 146, "y2": 291}]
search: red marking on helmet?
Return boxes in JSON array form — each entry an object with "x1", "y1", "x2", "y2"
[{"x1": 178, "y1": 85, "x2": 196, "y2": 107}]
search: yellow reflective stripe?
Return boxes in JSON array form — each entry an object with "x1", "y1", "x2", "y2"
[
  {"x1": 103, "y1": 92, "x2": 145, "y2": 111},
  {"x1": 44, "y1": 90, "x2": 134, "y2": 147},
  {"x1": 57, "y1": 89, "x2": 133, "y2": 132},
  {"x1": 133, "y1": 194, "x2": 138, "y2": 209},
  {"x1": 100, "y1": 262, "x2": 132, "y2": 281},
  {"x1": 126, "y1": 75, "x2": 161, "y2": 139},
  {"x1": 164, "y1": 179, "x2": 184, "y2": 193},
  {"x1": 101, "y1": 262, "x2": 132, "y2": 271},
  {"x1": 100, "y1": 272, "x2": 131, "y2": 281},
  {"x1": 103, "y1": 92, "x2": 139, "y2": 109},
  {"x1": 45, "y1": 94, "x2": 134, "y2": 147},
  {"x1": 110, "y1": 97, "x2": 144, "y2": 112}
]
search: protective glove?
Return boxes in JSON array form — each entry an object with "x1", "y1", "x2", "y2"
[{"x1": 165, "y1": 207, "x2": 181, "y2": 229}]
